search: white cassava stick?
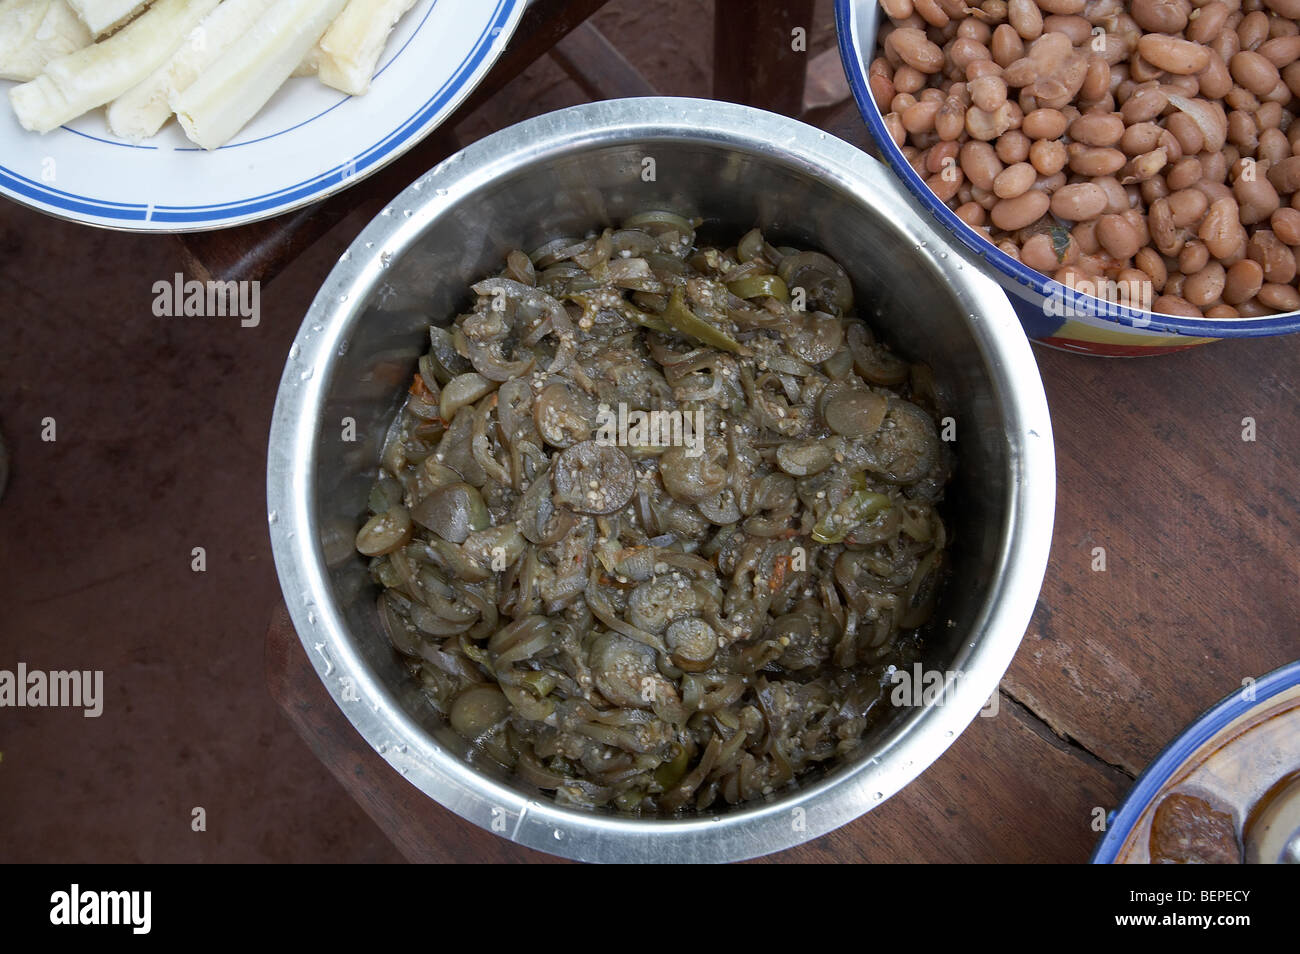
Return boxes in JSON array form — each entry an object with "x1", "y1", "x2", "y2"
[
  {"x1": 10, "y1": 0, "x2": 219, "y2": 133},
  {"x1": 316, "y1": 0, "x2": 416, "y2": 96},
  {"x1": 171, "y1": 0, "x2": 347, "y2": 150},
  {"x1": 106, "y1": 0, "x2": 277, "y2": 141},
  {"x1": 0, "y1": 0, "x2": 92, "y2": 82}
]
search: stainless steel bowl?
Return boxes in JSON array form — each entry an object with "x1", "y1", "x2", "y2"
[{"x1": 267, "y1": 97, "x2": 1055, "y2": 863}]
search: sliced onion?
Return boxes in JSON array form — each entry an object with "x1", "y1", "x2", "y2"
[
  {"x1": 777, "y1": 251, "x2": 853, "y2": 314},
  {"x1": 1168, "y1": 95, "x2": 1227, "y2": 153}
]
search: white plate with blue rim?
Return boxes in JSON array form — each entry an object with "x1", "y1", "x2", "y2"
[{"x1": 0, "y1": 0, "x2": 527, "y2": 231}]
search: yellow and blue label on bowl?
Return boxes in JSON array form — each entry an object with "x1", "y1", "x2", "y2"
[{"x1": 1000, "y1": 272, "x2": 1218, "y2": 357}]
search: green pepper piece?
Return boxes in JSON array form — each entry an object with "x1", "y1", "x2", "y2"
[
  {"x1": 462, "y1": 644, "x2": 490, "y2": 666},
  {"x1": 1050, "y1": 221, "x2": 1073, "y2": 264},
  {"x1": 613, "y1": 788, "x2": 645, "y2": 812},
  {"x1": 618, "y1": 301, "x2": 673, "y2": 335},
  {"x1": 811, "y1": 478, "x2": 892, "y2": 544},
  {"x1": 654, "y1": 742, "x2": 690, "y2": 790},
  {"x1": 564, "y1": 275, "x2": 603, "y2": 294},
  {"x1": 519, "y1": 670, "x2": 556, "y2": 699},
  {"x1": 565, "y1": 288, "x2": 674, "y2": 335},
  {"x1": 727, "y1": 273, "x2": 789, "y2": 302},
  {"x1": 664, "y1": 285, "x2": 747, "y2": 354}
]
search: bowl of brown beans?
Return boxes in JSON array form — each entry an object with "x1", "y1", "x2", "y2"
[{"x1": 837, "y1": 0, "x2": 1300, "y2": 354}]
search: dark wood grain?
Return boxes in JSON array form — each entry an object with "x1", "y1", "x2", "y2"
[
  {"x1": 1006, "y1": 335, "x2": 1300, "y2": 776},
  {"x1": 450, "y1": 0, "x2": 614, "y2": 118},
  {"x1": 175, "y1": 0, "x2": 614, "y2": 286},
  {"x1": 551, "y1": 21, "x2": 658, "y2": 101},
  {"x1": 806, "y1": 96, "x2": 877, "y2": 156},
  {"x1": 714, "y1": 0, "x2": 816, "y2": 116},
  {"x1": 763, "y1": 694, "x2": 1131, "y2": 864}
]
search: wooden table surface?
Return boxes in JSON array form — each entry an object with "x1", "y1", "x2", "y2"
[{"x1": 258, "y1": 23, "x2": 1300, "y2": 864}]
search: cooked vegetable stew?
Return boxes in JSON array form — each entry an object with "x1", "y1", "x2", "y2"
[{"x1": 355, "y1": 213, "x2": 954, "y2": 813}]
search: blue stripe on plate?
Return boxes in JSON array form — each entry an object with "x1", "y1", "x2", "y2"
[
  {"x1": 63, "y1": 126, "x2": 158, "y2": 150},
  {"x1": 0, "y1": 166, "x2": 147, "y2": 218}
]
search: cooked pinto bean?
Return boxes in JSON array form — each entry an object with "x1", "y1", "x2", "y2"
[{"x1": 872, "y1": 0, "x2": 1300, "y2": 316}]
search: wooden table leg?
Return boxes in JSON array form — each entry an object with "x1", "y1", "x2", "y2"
[
  {"x1": 713, "y1": 0, "x2": 816, "y2": 116},
  {"x1": 551, "y1": 20, "x2": 658, "y2": 100}
]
